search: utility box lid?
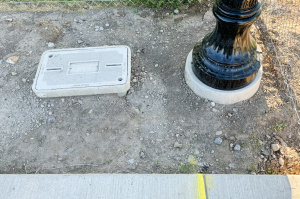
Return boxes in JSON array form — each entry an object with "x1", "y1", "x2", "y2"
[{"x1": 32, "y1": 46, "x2": 131, "y2": 98}]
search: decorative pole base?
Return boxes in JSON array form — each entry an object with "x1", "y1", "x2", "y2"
[{"x1": 185, "y1": 48, "x2": 262, "y2": 104}]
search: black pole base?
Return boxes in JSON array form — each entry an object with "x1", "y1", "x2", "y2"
[{"x1": 192, "y1": 0, "x2": 262, "y2": 91}]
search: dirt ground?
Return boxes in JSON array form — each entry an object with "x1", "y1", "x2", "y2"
[{"x1": 0, "y1": 4, "x2": 299, "y2": 174}]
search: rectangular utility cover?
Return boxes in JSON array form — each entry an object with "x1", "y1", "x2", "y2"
[{"x1": 32, "y1": 46, "x2": 131, "y2": 98}]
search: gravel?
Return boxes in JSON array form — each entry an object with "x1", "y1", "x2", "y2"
[
  {"x1": 174, "y1": 142, "x2": 183, "y2": 148},
  {"x1": 278, "y1": 158, "x2": 284, "y2": 166},
  {"x1": 271, "y1": 143, "x2": 280, "y2": 152},
  {"x1": 234, "y1": 144, "x2": 241, "y2": 151},
  {"x1": 48, "y1": 42, "x2": 54, "y2": 48},
  {"x1": 214, "y1": 137, "x2": 222, "y2": 145}
]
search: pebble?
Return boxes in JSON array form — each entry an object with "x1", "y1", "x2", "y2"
[
  {"x1": 212, "y1": 108, "x2": 219, "y2": 113},
  {"x1": 229, "y1": 136, "x2": 235, "y2": 141},
  {"x1": 0, "y1": 60, "x2": 2, "y2": 64},
  {"x1": 234, "y1": 144, "x2": 241, "y2": 151},
  {"x1": 230, "y1": 143, "x2": 234, "y2": 148},
  {"x1": 67, "y1": 131, "x2": 72, "y2": 136},
  {"x1": 105, "y1": 23, "x2": 109, "y2": 27},
  {"x1": 174, "y1": 9, "x2": 179, "y2": 14},
  {"x1": 278, "y1": 158, "x2": 284, "y2": 166},
  {"x1": 140, "y1": 151, "x2": 145, "y2": 159},
  {"x1": 211, "y1": 102, "x2": 215, "y2": 107},
  {"x1": 77, "y1": 40, "x2": 83, "y2": 44},
  {"x1": 228, "y1": 163, "x2": 235, "y2": 169},
  {"x1": 6, "y1": 18, "x2": 13, "y2": 22},
  {"x1": 6, "y1": 56, "x2": 20, "y2": 64},
  {"x1": 11, "y1": 72, "x2": 17, "y2": 76},
  {"x1": 271, "y1": 143, "x2": 280, "y2": 152},
  {"x1": 155, "y1": 64, "x2": 159, "y2": 67},
  {"x1": 214, "y1": 137, "x2": 222, "y2": 145},
  {"x1": 127, "y1": 159, "x2": 135, "y2": 165},
  {"x1": 47, "y1": 117, "x2": 55, "y2": 123},
  {"x1": 233, "y1": 108, "x2": 238, "y2": 112},
  {"x1": 100, "y1": 27, "x2": 104, "y2": 31},
  {"x1": 174, "y1": 142, "x2": 182, "y2": 148},
  {"x1": 211, "y1": 150, "x2": 214, "y2": 154},
  {"x1": 66, "y1": 148, "x2": 74, "y2": 153},
  {"x1": 48, "y1": 42, "x2": 54, "y2": 48},
  {"x1": 159, "y1": 30, "x2": 164, "y2": 33},
  {"x1": 83, "y1": 5, "x2": 88, "y2": 9},
  {"x1": 215, "y1": 131, "x2": 222, "y2": 136},
  {"x1": 22, "y1": 78, "x2": 27, "y2": 83}
]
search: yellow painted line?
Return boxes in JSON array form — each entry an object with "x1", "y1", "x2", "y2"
[{"x1": 197, "y1": 174, "x2": 207, "y2": 199}]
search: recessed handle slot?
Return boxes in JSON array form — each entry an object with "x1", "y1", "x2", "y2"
[{"x1": 106, "y1": 63, "x2": 122, "y2": 67}]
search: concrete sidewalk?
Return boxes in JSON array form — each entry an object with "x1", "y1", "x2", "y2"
[{"x1": 0, "y1": 174, "x2": 299, "y2": 199}]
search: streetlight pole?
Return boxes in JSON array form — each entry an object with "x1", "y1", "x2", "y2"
[{"x1": 185, "y1": 0, "x2": 263, "y2": 104}]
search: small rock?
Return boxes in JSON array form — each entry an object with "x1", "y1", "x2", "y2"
[
  {"x1": 278, "y1": 158, "x2": 284, "y2": 166},
  {"x1": 271, "y1": 143, "x2": 280, "y2": 152},
  {"x1": 215, "y1": 131, "x2": 222, "y2": 136},
  {"x1": 155, "y1": 64, "x2": 159, "y2": 67},
  {"x1": 5, "y1": 18, "x2": 13, "y2": 22},
  {"x1": 66, "y1": 148, "x2": 74, "y2": 153},
  {"x1": 234, "y1": 144, "x2": 241, "y2": 151},
  {"x1": 95, "y1": 25, "x2": 100, "y2": 29},
  {"x1": 77, "y1": 40, "x2": 83, "y2": 44},
  {"x1": 266, "y1": 135, "x2": 271, "y2": 139},
  {"x1": 127, "y1": 159, "x2": 135, "y2": 165},
  {"x1": 67, "y1": 131, "x2": 72, "y2": 136},
  {"x1": 99, "y1": 27, "x2": 104, "y2": 31},
  {"x1": 229, "y1": 136, "x2": 235, "y2": 141},
  {"x1": 233, "y1": 108, "x2": 238, "y2": 112},
  {"x1": 58, "y1": 157, "x2": 63, "y2": 161},
  {"x1": 174, "y1": 9, "x2": 179, "y2": 14},
  {"x1": 228, "y1": 163, "x2": 235, "y2": 169},
  {"x1": 212, "y1": 108, "x2": 219, "y2": 113},
  {"x1": 11, "y1": 72, "x2": 17, "y2": 76},
  {"x1": 159, "y1": 30, "x2": 164, "y2": 33},
  {"x1": 83, "y1": 5, "x2": 88, "y2": 9},
  {"x1": 140, "y1": 151, "x2": 145, "y2": 159},
  {"x1": 211, "y1": 150, "x2": 214, "y2": 154},
  {"x1": 105, "y1": 23, "x2": 109, "y2": 27},
  {"x1": 230, "y1": 143, "x2": 234, "y2": 148},
  {"x1": 47, "y1": 117, "x2": 55, "y2": 123},
  {"x1": 48, "y1": 42, "x2": 54, "y2": 48},
  {"x1": 227, "y1": 113, "x2": 233, "y2": 117},
  {"x1": 6, "y1": 56, "x2": 20, "y2": 64},
  {"x1": 214, "y1": 137, "x2": 222, "y2": 145},
  {"x1": 211, "y1": 102, "x2": 215, "y2": 107},
  {"x1": 174, "y1": 142, "x2": 182, "y2": 148},
  {"x1": 22, "y1": 78, "x2": 27, "y2": 83}
]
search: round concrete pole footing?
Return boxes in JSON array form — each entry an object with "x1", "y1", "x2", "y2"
[{"x1": 185, "y1": 50, "x2": 262, "y2": 105}]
